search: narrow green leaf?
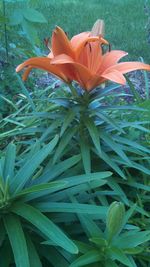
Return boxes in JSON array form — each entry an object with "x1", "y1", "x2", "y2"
[
  {"x1": 60, "y1": 110, "x2": 75, "y2": 136},
  {"x1": 70, "y1": 250, "x2": 101, "y2": 267},
  {"x1": 37, "y1": 154, "x2": 81, "y2": 183},
  {"x1": 109, "y1": 247, "x2": 132, "y2": 267},
  {"x1": 50, "y1": 179, "x2": 107, "y2": 203},
  {"x1": 107, "y1": 177, "x2": 129, "y2": 205},
  {"x1": 100, "y1": 132, "x2": 130, "y2": 164},
  {"x1": 15, "y1": 182, "x2": 67, "y2": 198},
  {"x1": 15, "y1": 73, "x2": 35, "y2": 110},
  {"x1": 123, "y1": 247, "x2": 143, "y2": 255},
  {"x1": 0, "y1": 240, "x2": 12, "y2": 267},
  {"x1": 127, "y1": 256, "x2": 138, "y2": 267},
  {"x1": 10, "y1": 135, "x2": 59, "y2": 194},
  {"x1": 26, "y1": 234, "x2": 42, "y2": 267},
  {"x1": 122, "y1": 204, "x2": 137, "y2": 227},
  {"x1": 3, "y1": 143, "x2": 16, "y2": 181},
  {"x1": 80, "y1": 137, "x2": 91, "y2": 173},
  {"x1": 35, "y1": 202, "x2": 108, "y2": 216},
  {"x1": 85, "y1": 118, "x2": 101, "y2": 153},
  {"x1": 53, "y1": 127, "x2": 77, "y2": 163},
  {"x1": 0, "y1": 95, "x2": 18, "y2": 111},
  {"x1": 0, "y1": 220, "x2": 5, "y2": 246},
  {"x1": 113, "y1": 230, "x2": 150, "y2": 248},
  {"x1": 3, "y1": 118, "x2": 25, "y2": 127},
  {"x1": 64, "y1": 171, "x2": 112, "y2": 187},
  {"x1": 96, "y1": 111, "x2": 124, "y2": 133},
  {"x1": 40, "y1": 246, "x2": 69, "y2": 267},
  {"x1": 113, "y1": 135, "x2": 150, "y2": 154},
  {"x1": 128, "y1": 182, "x2": 150, "y2": 191},
  {"x1": 129, "y1": 161, "x2": 150, "y2": 175},
  {"x1": 3, "y1": 214, "x2": 30, "y2": 267},
  {"x1": 12, "y1": 203, "x2": 78, "y2": 254},
  {"x1": 96, "y1": 149, "x2": 126, "y2": 179},
  {"x1": 78, "y1": 214, "x2": 103, "y2": 237},
  {"x1": 39, "y1": 120, "x2": 60, "y2": 142}
]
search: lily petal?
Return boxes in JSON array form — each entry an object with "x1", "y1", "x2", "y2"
[
  {"x1": 98, "y1": 50, "x2": 128, "y2": 74},
  {"x1": 106, "y1": 61, "x2": 150, "y2": 74},
  {"x1": 16, "y1": 57, "x2": 72, "y2": 82},
  {"x1": 51, "y1": 26, "x2": 74, "y2": 57},
  {"x1": 79, "y1": 41, "x2": 102, "y2": 73},
  {"x1": 101, "y1": 69, "x2": 126, "y2": 85},
  {"x1": 22, "y1": 66, "x2": 33, "y2": 81}
]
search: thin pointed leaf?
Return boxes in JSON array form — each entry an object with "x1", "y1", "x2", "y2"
[
  {"x1": 53, "y1": 127, "x2": 77, "y2": 163},
  {"x1": 12, "y1": 203, "x2": 78, "y2": 254},
  {"x1": 35, "y1": 202, "x2": 108, "y2": 216},
  {"x1": 100, "y1": 132, "x2": 130, "y2": 164},
  {"x1": 40, "y1": 246, "x2": 69, "y2": 267},
  {"x1": 70, "y1": 250, "x2": 101, "y2": 267},
  {"x1": 34, "y1": 154, "x2": 81, "y2": 184},
  {"x1": 110, "y1": 247, "x2": 132, "y2": 267},
  {"x1": 113, "y1": 135, "x2": 150, "y2": 154},
  {"x1": 113, "y1": 230, "x2": 150, "y2": 248},
  {"x1": 60, "y1": 110, "x2": 75, "y2": 136},
  {"x1": 15, "y1": 181, "x2": 67, "y2": 198},
  {"x1": 10, "y1": 135, "x2": 59, "y2": 194},
  {"x1": 96, "y1": 111, "x2": 124, "y2": 133},
  {"x1": 3, "y1": 214, "x2": 30, "y2": 267},
  {"x1": 85, "y1": 118, "x2": 101, "y2": 154},
  {"x1": 25, "y1": 234, "x2": 42, "y2": 267},
  {"x1": 3, "y1": 143, "x2": 16, "y2": 181},
  {"x1": 80, "y1": 137, "x2": 91, "y2": 173},
  {"x1": 95, "y1": 149, "x2": 126, "y2": 179}
]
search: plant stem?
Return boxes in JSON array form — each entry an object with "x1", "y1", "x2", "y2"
[
  {"x1": 68, "y1": 83, "x2": 78, "y2": 98},
  {"x1": 3, "y1": 0, "x2": 9, "y2": 62}
]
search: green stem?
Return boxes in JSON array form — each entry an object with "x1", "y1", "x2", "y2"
[{"x1": 68, "y1": 83, "x2": 78, "y2": 98}]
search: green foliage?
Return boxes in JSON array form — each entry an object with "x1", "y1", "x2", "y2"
[
  {"x1": 8, "y1": 7, "x2": 47, "y2": 45},
  {"x1": 70, "y1": 201, "x2": 150, "y2": 267},
  {"x1": 1, "y1": 80, "x2": 150, "y2": 180},
  {"x1": 0, "y1": 76, "x2": 150, "y2": 266},
  {"x1": 0, "y1": 140, "x2": 114, "y2": 266},
  {"x1": 0, "y1": 1, "x2": 150, "y2": 266}
]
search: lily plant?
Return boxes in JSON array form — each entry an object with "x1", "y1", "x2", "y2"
[{"x1": 14, "y1": 20, "x2": 150, "y2": 180}]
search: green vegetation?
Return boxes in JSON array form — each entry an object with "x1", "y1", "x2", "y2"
[
  {"x1": 0, "y1": 1, "x2": 150, "y2": 266},
  {"x1": 2, "y1": 0, "x2": 150, "y2": 61}
]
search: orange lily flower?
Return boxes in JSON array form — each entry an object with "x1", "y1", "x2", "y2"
[
  {"x1": 16, "y1": 26, "x2": 108, "y2": 84},
  {"x1": 16, "y1": 25, "x2": 150, "y2": 91}
]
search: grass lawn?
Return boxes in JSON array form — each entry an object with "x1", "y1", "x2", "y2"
[{"x1": 34, "y1": 0, "x2": 150, "y2": 62}]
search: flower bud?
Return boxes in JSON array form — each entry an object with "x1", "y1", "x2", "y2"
[
  {"x1": 106, "y1": 201, "x2": 125, "y2": 241},
  {"x1": 91, "y1": 19, "x2": 105, "y2": 37}
]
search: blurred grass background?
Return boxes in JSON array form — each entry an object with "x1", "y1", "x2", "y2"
[{"x1": 3, "y1": 0, "x2": 150, "y2": 62}]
